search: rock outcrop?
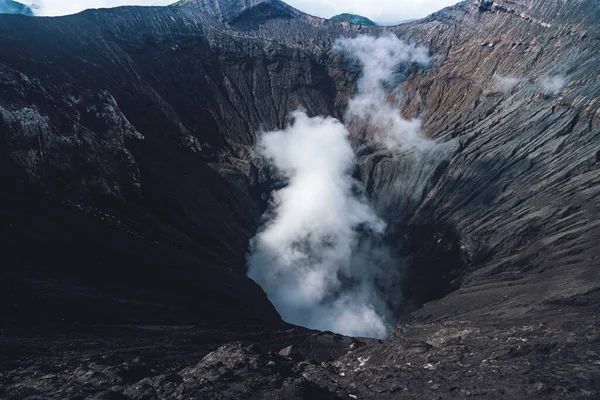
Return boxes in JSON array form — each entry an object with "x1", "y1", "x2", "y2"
[{"x1": 0, "y1": 0, "x2": 599, "y2": 398}]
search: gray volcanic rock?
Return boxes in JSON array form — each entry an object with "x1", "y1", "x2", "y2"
[
  {"x1": 0, "y1": 0, "x2": 368, "y2": 329},
  {"x1": 176, "y1": 0, "x2": 301, "y2": 24},
  {"x1": 0, "y1": 0, "x2": 599, "y2": 398},
  {"x1": 387, "y1": 0, "x2": 600, "y2": 322}
]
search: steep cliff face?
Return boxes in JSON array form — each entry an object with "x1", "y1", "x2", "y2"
[
  {"x1": 1, "y1": 0, "x2": 599, "y2": 398},
  {"x1": 370, "y1": 0, "x2": 600, "y2": 322},
  {"x1": 0, "y1": 0, "x2": 376, "y2": 329}
]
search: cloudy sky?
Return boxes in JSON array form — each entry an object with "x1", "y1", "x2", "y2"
[{"x1": 23, "y1": 0, "x2": 459, "y2": 23}]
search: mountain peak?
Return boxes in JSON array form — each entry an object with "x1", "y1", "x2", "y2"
[
  {"x1": 330, "y1": 13, "x2": 376, "y2": 26},
  {"x1": 175, "y1": 0, "x2": 300, "y2": 24},
  {"x1": 0, "y1": 0, "x2": 34, "y2": 15}
]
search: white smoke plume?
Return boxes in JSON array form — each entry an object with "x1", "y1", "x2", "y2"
[
  {"x1": 336, "y1": 34, "x2": 432, "y2": 150},
  {"x1": 248, "y1": 111, "x2": 393, "y2": 338},
  {"x1": 537, "y1": 75, "x2": 566, "y2": 95},
  {"x1": 248, "y1": 35, "x2": 431, "y2": 339},
  {"x1": 492, "y1": 74, "x2": 521, "y2": 92}
]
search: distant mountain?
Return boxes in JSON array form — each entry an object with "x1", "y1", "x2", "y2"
[
  {"x1": 330, "y1": 13, "x2": 376, "y2": 26},
  {"x1": 0, "y1": 0, "x2": 33, "y2": 15}
]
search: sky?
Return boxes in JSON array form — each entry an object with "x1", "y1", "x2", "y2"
[{"x1": 22, "y1": 0, "x2": 460, "y2": 24}]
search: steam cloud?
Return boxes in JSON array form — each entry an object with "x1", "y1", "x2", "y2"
[
  {"x1": 337, "y1": 35, "x2": 432, "y2": 149},
  {"x1": 537, "y1": 75, "x2": 566, "y2": 95},
  {"x1": 248, "y1": 35, "x2": 431, "y2": 339},
  {"x1": 492, "y1": 74, "x2": 521, "y2": 92},
  {"x1": 248, "y1": 111, "x2": 391, "y2": 338},
  {"x1": 489, "y1": 74, "x2": 567, "y2": 95}
]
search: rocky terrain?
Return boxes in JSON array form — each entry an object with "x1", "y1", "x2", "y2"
[{"x1": 0, "y1": 0, "x2": 599, "y2": 398}]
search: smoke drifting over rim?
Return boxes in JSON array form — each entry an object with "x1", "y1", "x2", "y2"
[
  {"x1": 337, "y1": 34, "x2": 432, "y2": 150},
  {"x1": 247, "y1": 35, "x2": 432, "y2": 339},
  {"x1": 537, "y1": 75, "x2": 567, "y2": 95},
  {"x1": 492, "y1": 74, "x2": 521, "y2": 92}
]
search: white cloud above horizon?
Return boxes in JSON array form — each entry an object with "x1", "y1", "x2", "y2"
[{"x1": 22, "y1": 0, "x2": 460, "y2": 23}]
